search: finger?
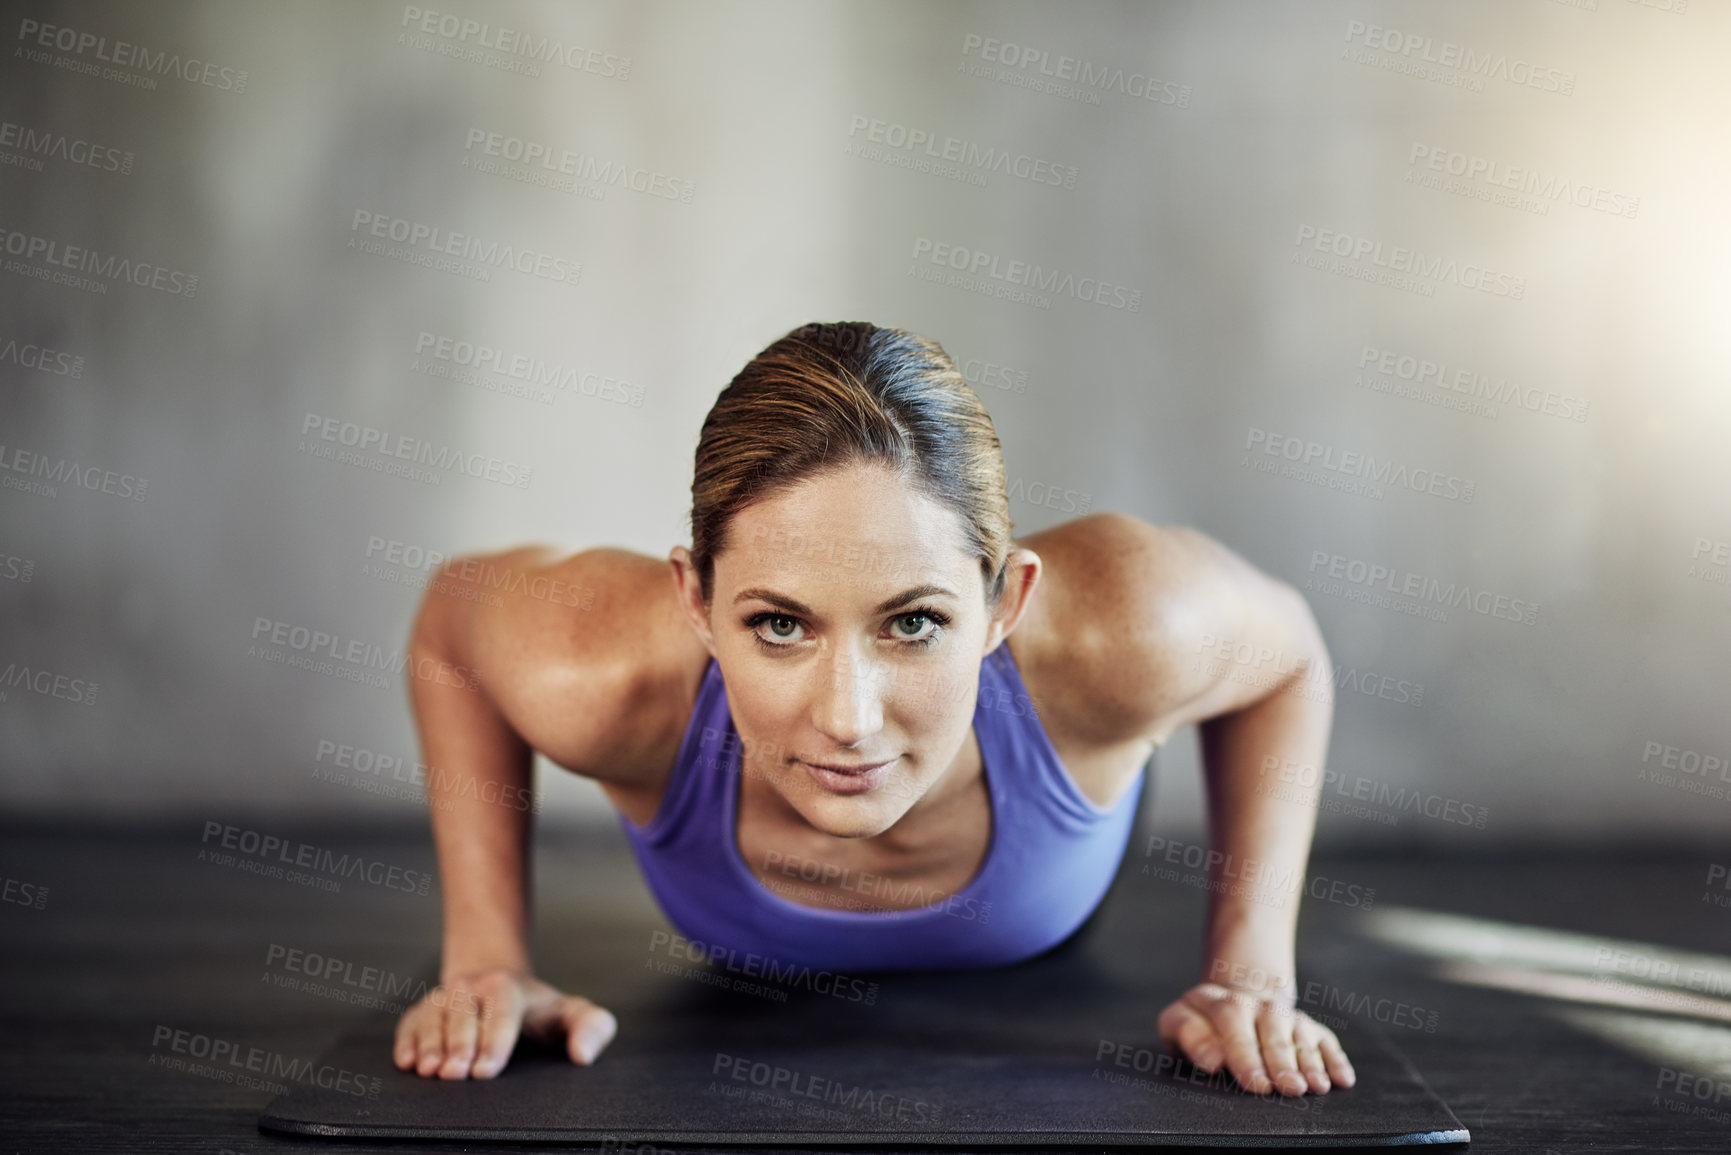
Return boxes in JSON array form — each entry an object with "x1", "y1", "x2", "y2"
[
  {"x1": 439, "y1": 988, "x2": 482, "y2": 1079},
  {"x1": 1254, "y1": 1004, "x2": 1306, "y2": 1096},
  {"x1": 1204, "y1": 992, "x2": 1271, "y2": 1095},
  {"x1": 561, "y1": 999, "x2": 618, "y2": 1065},
  {"x1": 522, "y1": 991, "x2": 607, "y2": 1059},
  {"x1": 393, "y1": 1006, "x2": 422, "y2": 1070},
  {"x1": 519, "y1": 984, "x2": 571, "y2": 1042},
  {"x1": 1293, "y1": 1030, "x2": 1330, "y2": 1094},
  {"x1": 1158, "y1": 1002, "x2": 1224, "y2": 1074},
  {"x1": 1317, "y1": 1027, "x2": 1357, "y2": 1088},
  {"x1": 471, "y1": 986, "x2": 523, "y2": 1080},
  {"x1": 1163, "y1": 990, "x2": 1246, "y2": 1073},
  {"x1": 412, "y1": 1005, "x2": 445, "y2": 1078}
]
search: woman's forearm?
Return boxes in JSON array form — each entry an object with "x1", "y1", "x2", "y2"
[
  {"x1": 409, "y1": 587, "x2": 536, "y2": 981},
  {"x1": 1196, "y1": 638, "x2": 1335, "y2": 998}
]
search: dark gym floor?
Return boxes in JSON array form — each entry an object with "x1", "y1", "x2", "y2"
[{"x1": 2, "y1": 817, "x2": 1729, "y2": 1154}]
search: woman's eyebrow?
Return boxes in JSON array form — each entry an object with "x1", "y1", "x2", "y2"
[
  {"x1": 733, "y1": 588, "x2": 815, "y2": 615},
  {"x1": 871, "y1": 584, "x2": 958, "y2": 614},
  {"x1": 732, "y1": 584, "x2": 958, "y2": 617}
]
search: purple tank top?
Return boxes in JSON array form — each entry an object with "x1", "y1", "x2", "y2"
[{"x1": 616, "y1": 642, "x2": 1146, "y2": 973}]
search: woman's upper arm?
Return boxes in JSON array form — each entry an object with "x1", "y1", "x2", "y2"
[
  {"x1": 412, "y1": 546, "x2": 665, "y2": 783},
  {"x1": 1047, "y1": 515, "x2": 1328, "y2": 744},
  {"x1": 1143, "y1": 525, "x2": 1331, "y2": 732}
]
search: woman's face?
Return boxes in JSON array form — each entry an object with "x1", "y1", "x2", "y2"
[{"x1": 671, "y1": 461, "x2": 1038, "y2": 839}]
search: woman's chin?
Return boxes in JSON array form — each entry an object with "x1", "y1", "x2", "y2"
[{"x1": 795, "y1": 793, "x2": 910, "y2": 840}]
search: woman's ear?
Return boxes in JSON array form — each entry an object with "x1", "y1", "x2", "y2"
[
  {"x1": 667, "y1": 546, "x2": 717, "y2": 656},
  {"x1": 985, "y1": 548, "x2": 1042, "y2": 653}
]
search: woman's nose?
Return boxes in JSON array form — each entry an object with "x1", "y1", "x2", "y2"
[{"x1": 813, "y1": 648, "x2": 887, "y2": 746}]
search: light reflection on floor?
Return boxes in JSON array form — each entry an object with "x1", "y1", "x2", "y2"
[
  {"x1": 1360, "y1": 905, "x2": 1731, "y2": 997},
  {"x1": 1549, "y1": 1007, "x2": 1731, "y2": 1086},
  {"x1": 1355, "y1": 904, "x2": 1731, "y2": 1092}
]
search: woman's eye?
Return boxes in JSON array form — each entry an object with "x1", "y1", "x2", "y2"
[
  {"x1": 750, "y1": 610, "x2": 943, "y2": 649},
  {"x1": 891, "y1": 613, "x2": 935, "y2": 640},
  {"x1": 765, "y1": 615, "x2": 800, "y2": 640}
]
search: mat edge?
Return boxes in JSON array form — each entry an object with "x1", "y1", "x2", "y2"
[{"x1": 258, "y1": 1112, "x2": 1470, "y2": 1148}]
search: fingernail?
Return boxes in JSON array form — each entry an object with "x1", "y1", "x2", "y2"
[
  {"x1": 1194, "y1": 1045, "x2": 1219, "y2": 1070},
  {"x1": 472, "y1": 1053, "x2": 499, "y2": 1078},
  {"x1": 576, "y1": 1020, "x2": 614, "y2": 1063}
]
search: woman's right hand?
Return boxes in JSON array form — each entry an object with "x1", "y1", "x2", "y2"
[{"x1": 393, "y1": 969, "x2": 619, "y2": 1080}]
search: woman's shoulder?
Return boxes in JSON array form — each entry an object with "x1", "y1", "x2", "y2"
[
  {"x1": 449, "y1": 544, "x2": 709, "y2": 782},
  {"x1": 1010, "y1": 512, "x2": 1311, "y2": 750}
]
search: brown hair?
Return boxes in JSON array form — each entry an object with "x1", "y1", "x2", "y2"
[{"x1": 689, "y1": 321, "x2": 1012, "y2": 609}]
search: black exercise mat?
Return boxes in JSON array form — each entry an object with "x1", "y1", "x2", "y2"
[
  {"x1": 260, "y1": 928, "x2": 1464, "y2": 1142},
  {"x1": 258, "y1": 988, "x2": 1462, "y2": 1147},
  {"x1": 260, "y1": 789, "x2": 1467, "y2": 1147}
]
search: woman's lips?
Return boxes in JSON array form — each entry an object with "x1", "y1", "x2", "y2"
[
  {"x1": 800, "y1": 756, "x2": 896, "y2": 794},
  {"x1": 803, "y1": 758, "x2": 893, "y2": 773}
]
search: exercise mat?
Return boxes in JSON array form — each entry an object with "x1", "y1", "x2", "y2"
[{"x1": 260, "y1": 859, "x2": 1466, "y2": 1146}]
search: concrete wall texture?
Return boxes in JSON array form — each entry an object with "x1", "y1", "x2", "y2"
[{"x1": 2, "y1": 0, "x2": 1728, "y2": 848}]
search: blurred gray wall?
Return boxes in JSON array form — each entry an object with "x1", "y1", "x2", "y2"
[{"x1": 2, "y1": 0, "x2": 1727, "y2": 848}]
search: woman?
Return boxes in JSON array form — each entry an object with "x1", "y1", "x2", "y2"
[{"x1": 391, "y1": 321, "x2": 1355, "y2": 1098}]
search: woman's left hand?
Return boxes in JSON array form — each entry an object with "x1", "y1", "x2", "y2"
[{"x1": 1156, "y1": 982, "x2": 1357, "y2": 1096}]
